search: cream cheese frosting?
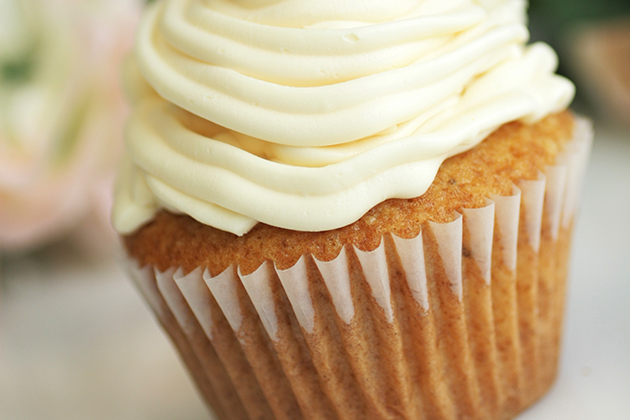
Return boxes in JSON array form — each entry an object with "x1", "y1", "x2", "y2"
[{"x1": 112, "y1": 0, "x2": 575, "y2": 236}]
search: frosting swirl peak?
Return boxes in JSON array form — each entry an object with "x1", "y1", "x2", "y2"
[{"x1": 113, "y1": 0, "x2": 574, "y2": 235}]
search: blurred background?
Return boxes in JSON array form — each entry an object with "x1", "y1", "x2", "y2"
[{"x1": 0, "y1": 0, "x2": 629, "y2": 419}]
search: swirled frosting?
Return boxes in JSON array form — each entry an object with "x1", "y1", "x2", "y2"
[{"x1": 113, "y1": 0, "x2": 574, "y2": 236}]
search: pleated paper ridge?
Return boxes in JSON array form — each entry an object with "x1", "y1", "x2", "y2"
[{"x1": 126, "y1": 118, "x2": 592, "y2": 420}]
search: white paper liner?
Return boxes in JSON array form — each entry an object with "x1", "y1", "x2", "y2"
[
  {"x1": 391, "y1": 233, "x2": 429, "y2": 311},
  {"x1": 313, "y1": 249, "x2": 354, "y2": 324},
  {"x1": 561, "y1": 117, "x2": 593, "y2": 229},
  {"x1": 125, "y1": 117, "x2": 593, "y2": 420},
  {"x1": 354, "y1": 242, "x2": 394, "y2": 322},
  {"x1": 462, "y1": 199, "x2": 495, "y2": 284},
  {"x1": 127, "y1": 263, "x2": 165, "y2": 318},
  {"x1": 491, "y1": 186, "x2": 522, "y2": 273},
  {"x1": 175, "y1": 267, "x2": 214, "y2": 340},
  {"x1": 238, "y1": 262, "x2": 280, "y2": 342},
  {"x1": 517, "y1": 172, "x2": 546, "y2": 252},
  {"x1": 428, "y1": 214, "x2": 464, "y2": 299},
  {"x1": 276, "y1": 257, "x2": 316, "y2": 335},
  {"x1": 204, "y1": 267, "x2": 242, "y2": 333}
]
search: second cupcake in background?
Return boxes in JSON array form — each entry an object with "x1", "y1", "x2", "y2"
[{"x1": 114, "y1": 1, "x2": 592, "y2": 419}]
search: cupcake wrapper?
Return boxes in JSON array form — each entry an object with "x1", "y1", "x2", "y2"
[{"x1": 127, "y1": 118, "x2": 592, "y2": 420}]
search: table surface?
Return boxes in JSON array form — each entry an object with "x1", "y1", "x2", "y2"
[{"x1": 1, "y1": 125, "x2": 629, "y2": 420}]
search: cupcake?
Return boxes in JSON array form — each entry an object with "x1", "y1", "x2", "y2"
[{"x1": 113, "y1": 1, "x2": 592, "y2": 419}]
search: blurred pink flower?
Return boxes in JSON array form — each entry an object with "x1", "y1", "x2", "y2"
[{"x1": 0, "y1": 0, "x2": 143, "y2": 252}]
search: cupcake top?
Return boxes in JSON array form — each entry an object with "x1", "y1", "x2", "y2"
[{"x1": 113, "y1": 0, "x2": 574, "y2": 236}]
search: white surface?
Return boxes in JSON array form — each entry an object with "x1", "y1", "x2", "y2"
[{"x1": 1, "y1": 126, "x2": 628, "y2": 419}]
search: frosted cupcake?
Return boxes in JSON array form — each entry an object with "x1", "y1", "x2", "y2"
[{"x1": 113, "y1": 1, "x2": 592, "y2": 419}]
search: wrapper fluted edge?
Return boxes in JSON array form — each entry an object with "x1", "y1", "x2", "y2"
[{"x1": 125, "y1": 117, "x2": 592, "y2": 420}]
